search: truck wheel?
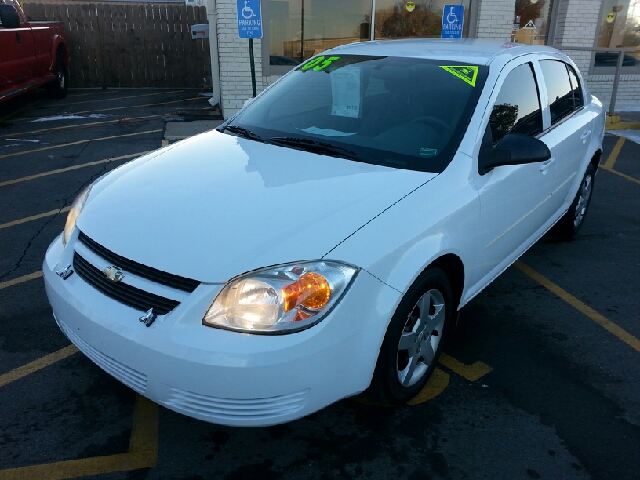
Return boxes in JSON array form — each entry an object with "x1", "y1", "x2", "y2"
[{"x1": 46, "y1": 51, "x2": 68, "y2": 99}]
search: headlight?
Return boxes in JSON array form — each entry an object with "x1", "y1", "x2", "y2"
[
  {"x1": 203, "y1": 261, "x2": 358, "y2": 334},
  {"x1": 62, "y1": 186, "x2": 91, "y2": 245}
]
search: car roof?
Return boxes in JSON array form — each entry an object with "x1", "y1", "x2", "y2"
[{"x1": 325, "y1": 39, "x2": 561, "y2": 66}]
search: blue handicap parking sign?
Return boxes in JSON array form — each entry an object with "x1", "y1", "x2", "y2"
[
  {"x1": 237, "y1": 0, "x2": 263, "y2": 39},
  {"x1": 441, "y1": 4, "x2": 464, "y2": 39}
]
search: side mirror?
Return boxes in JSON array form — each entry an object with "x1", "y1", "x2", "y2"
[
  {"x1": 479, "y1": 128, "x2": 551, "y2": 175},
  {"x1": 0, "y1": 5, "x2": 20, "y2": 29}
]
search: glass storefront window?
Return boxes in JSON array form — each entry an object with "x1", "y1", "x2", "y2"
[
  {"x1": 512, "y1": 0, "x2": 555, "y2": 45},
  {"x1": 595, "y1": 0, "x2": 640, "y2": 67},
  {"x1": 268, "y1": 0, "x2": 373, "y2": 66},
  {"x1": 373, "y1": 0, "x2": 472, "y2": 40}
]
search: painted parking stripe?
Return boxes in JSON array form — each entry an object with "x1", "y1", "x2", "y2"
[
  {"x1": 0, "y1": 151, "x2": 149, "y2": 188},
  {"x1": 15, "y1": 97, "x2": 203, "y2": 123},
  {"x1": 603, "y1": 167, "x2": 640, "y2": 186},
  {"x1": 0, "y1": 395, "x2": 158, "y2": 480},
  {"x1": 0, "y1": 130, "x2": 160, "y2": 160},
  {"x1": 515, "y1": 261, "x2": 640, "y2": 353},
  {"x1": 52, "y1": 90, "x2": 185, "y2": 109},
  {"x1": 0, "y1": 271, "x2": 42, "y2": 290},
  {"x1": 0, "y1": 207, "x2": 71, "y2": 230},
  {"x1": 0, "y1": 345, "x2": 78, "y2": 389},
  {"x1": 438, "y1": 353, "x2": 493, "y2": 381},
  {"x1": 0, "y1": 115, "x2": 161, "y2": 139},
  {"x1": 603, "y1": 136, "x2": 625, "y2": 169}
]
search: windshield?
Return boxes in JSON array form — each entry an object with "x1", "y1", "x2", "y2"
[{"x1": 224, "y1": 55, "x2": 488, "y2": 173}]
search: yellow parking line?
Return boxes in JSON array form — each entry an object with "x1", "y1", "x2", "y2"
[
  {"x1": 602, "y1": 167, "x2": 640, "y2": 186},
  {"x1": 0, "y1": 451, "x2": 154, "y2": 480},
  {"x1": 17, "y1": 97, "x2": 202, "y2": 122},
  {"x1": 515, "y1": 261, "x2": 640, "y2": 353},
  {"x1": 55, "y1": 90, "x2": 185, "y2": 109},
  {"x1": 603, "y1": 136, "x2": 625, "y2": 170},
  {"x1": 0, "y1": 130, "x2": 160, "y2": 160},
  {"x1": 129, "y1": 395, "x2": 159, "y2": 458},
  {"x1": 0, "y1": 271, "x2": 42, "y2": 290},
  {"x1": 0, "y1": 395, "x2": 158, "y2": 479},
  {"x1": 0, "y1": 345, "x2": 79, "y2": 389},
  {"x1": 438, "y1": 354, "x2": 493, "y2": 381},
  {"x1": 406, "y1": 368, "x2": 450, "y2": 405},
  {"x1": 0, "y1": 207, "x2": 71, "y2": 229},
  {"x1": 0, "y1": 151, "x2": 149, "y2": 188},
  {"x1": 0, "y1": 114, "x2": 161, "y2": 139}
]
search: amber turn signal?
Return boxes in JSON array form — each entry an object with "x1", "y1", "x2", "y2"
[{"x1": 282, "y1": 272, "x2": 331, "y2": 314}]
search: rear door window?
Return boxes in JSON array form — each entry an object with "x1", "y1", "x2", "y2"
[
  {"x1": 539, "y1": 60, "x2": 576, "y2": 125},
  {"x1": 567, "y1": 66, "x2": 584, "y2": 110}
]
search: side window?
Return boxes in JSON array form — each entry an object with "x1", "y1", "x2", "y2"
[
  {"x1": 540, "y1": 60, "x2": 575, "y2": 125},
  {"x1": 489, "y1": 63, "x2": 543, "y2": 143},
  {"x1": 567, "y1": 66, "x2": 584, "y2": 110}
]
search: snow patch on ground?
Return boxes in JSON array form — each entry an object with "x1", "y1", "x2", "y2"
[
  {"x1": 607, "y1": 130, "x2": 640, "y2": 145},
  {"x1": 31, "y1": 114, "x2": 110, "y2": 123}
]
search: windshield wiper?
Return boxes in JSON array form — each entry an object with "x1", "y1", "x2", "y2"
[
  {"x1": 268, "y1": 137, "x2": 362, "y2": 162},
  {"x1": 219, "y1": 124, "x2": 264, "y2": 142}
]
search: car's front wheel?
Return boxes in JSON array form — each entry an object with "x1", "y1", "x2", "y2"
[
  {"x1": 554, "y1": 163, "x2": 596, "y2": 240},
  {"x1": 369, "y1": 267, "x2": 453, "y2": 405}
]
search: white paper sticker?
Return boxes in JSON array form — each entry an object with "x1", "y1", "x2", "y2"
[{"x1": 330, "y1": 65, "x2": 362, "y2": 118}]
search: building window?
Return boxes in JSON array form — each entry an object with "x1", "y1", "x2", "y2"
[
  {"x1": 512, "y1": 0, "x2": 555, "y2": 45},
  {"x1": 267, "y1": 0, "x2": 372, "y2": 67},
  {"x1": 594, "y1": 0, "x2": 640, "y2": 69},
  {"x1": 373, "y1": 0, "x2": 472, "y2": 40}
]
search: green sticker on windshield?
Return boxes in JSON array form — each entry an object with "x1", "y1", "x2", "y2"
[
  {"x1": 301, "y1": 56, "x2": 341, "y2": 72},
  {"x1": 440, "y1": 66, "x2": 479, "y2": 87}
]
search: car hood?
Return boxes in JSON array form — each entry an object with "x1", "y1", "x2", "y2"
[{"x1": 77, "y1": 130, "x2": 437, "y2": 283}]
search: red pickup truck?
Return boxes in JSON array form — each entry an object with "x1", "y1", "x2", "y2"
[{"x1": 0, "y1": 0, "x2": 69, "y2": 103}]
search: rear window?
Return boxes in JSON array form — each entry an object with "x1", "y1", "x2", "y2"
[{"x1": 228, "y1": 55, "x2": 488, "y2": 173}]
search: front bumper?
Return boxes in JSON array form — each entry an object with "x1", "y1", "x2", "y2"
[{"x1": 43, "y1": 235, "x2": 400, "y2": 427}]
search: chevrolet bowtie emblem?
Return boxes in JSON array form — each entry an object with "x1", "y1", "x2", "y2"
[{"x1": 103, "y1": 266, "x2": 124, "y2": 282}]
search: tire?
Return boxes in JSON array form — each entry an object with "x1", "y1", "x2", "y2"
[
  {"x1": 46, "y1": 51, "x2": 68, "y2": 100},
  {"x1": 553, "y1": 163, "x2": 596, "y2": 241},
  {"x1": 368, "y1": 267, "x2": 453, "y2": 405}
]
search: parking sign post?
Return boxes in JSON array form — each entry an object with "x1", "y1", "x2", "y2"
[{"x1": 236, "y1": 0, "x2": 263, "y2": 97}]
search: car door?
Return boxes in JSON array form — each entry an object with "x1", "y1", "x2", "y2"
[
  {"x1": 472, "y1": 60, "x2": 556, "y2": 283},
  {"x1": 536, "y1": 59, "x2": 594, "y2": 214}
]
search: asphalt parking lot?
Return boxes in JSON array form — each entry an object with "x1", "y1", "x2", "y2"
[{"x1": 0, "y1": 89, "x2": 639, "y2": 480}]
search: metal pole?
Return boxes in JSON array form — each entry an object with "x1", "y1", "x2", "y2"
[
  {"x1": 370, "y1": 0, "x2": 376, "y2": 41},
  {"x1": 300, "y1": 0, "x2": 305, "y2": 63},
  {"x1": 249, "y1": 38, "x2": 256, "y2": 97},
  {"x1": 609, "y1": 50, "x2": 624, "y2": 115}
]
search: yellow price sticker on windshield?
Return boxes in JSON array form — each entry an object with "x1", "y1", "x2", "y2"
[{"x1": 440, "y1": 66, "x2": 479, "y2": 87}]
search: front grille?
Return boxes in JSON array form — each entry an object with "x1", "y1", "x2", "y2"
[
  {"x1": 73, "y1": 253, "x2": 179, "y2": 315},
  {"x1": 78, "y1": 231, "x2": 199, "y2": 293}
]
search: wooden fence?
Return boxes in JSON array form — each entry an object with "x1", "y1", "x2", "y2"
[{"x1": 22, "y1": 3, "x2": 211, "y2": 88}]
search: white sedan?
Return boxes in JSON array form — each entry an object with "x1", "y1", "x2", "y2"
[{"x1": 44, "y1": 39, "x2": 605, "y2": 427}]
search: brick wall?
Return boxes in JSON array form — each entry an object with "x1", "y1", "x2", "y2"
[
  {"x1": 553, "y1": 0, "x2": 601, "y2": 72},
  {"x1": 215, "y1": 0, "x2": 265, "y2": 118},
  {"x1": 586, "y1": 75, "x2": 640, "y2": 110},
  {"x1": 475, "y1": 0, "x2": 514, "y2": 40}
]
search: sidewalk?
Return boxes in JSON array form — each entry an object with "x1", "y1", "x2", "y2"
[{"x1": 607, "y1": 110, "x2": 640, "y2": 145}]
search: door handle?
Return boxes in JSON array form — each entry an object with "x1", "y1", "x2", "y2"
[
  {"x1": 540, "y1": 157, "x2": 555, "y2": 174},
  {"x1": 581, "y1": 130, "x2": 591, "y2": 143}
]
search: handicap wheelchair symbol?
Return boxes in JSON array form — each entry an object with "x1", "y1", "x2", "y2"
[
  {"x1": 446, "y1": 6, "x2": 459, "y2": 24},
  {"x1": 241, "y1": 0, "x2": 255, "y2": 19}
]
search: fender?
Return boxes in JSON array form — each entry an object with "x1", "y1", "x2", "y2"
[
  {"x1": 49, "y1": 34, "x2": 68, "y2": 71},
  {"x1": 327, "y1": 152, "x2": 482, "y2": 311}
]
